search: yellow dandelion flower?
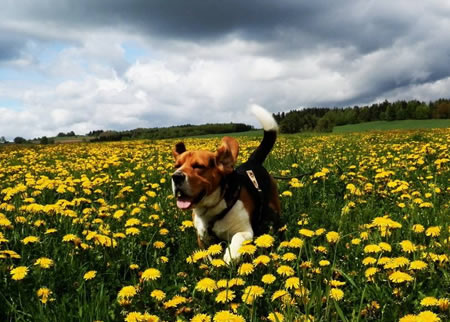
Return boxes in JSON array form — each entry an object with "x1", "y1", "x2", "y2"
[
  {"x1": 416, "y1": 311, "x2": 440, "y2": 321},
  {"x1": 83, "y1": 270, "x2": 97, "y2": 280},
  {"x1": 399, "y1": 314, "x2": 418, "y2": 322},
  {"x1": 281, "y1": 252, "x2": 297, "y2": 262},
  {"x1": 364, "y1": 244, "x2": 382, "y2": 254},
  {"x1": 192, "y1": 250, "x2": 209, "y2": 262},
  {"x1": 288, "y1": 237, "x2": 304, "y2": 248},
  {"x1": 268, "y1": 312, "x2": 284, "y2": 322},
  {"x1": 412, "y1": 224, "x2": 425, "y2": 233},
  {"x1": 36, "y1": 287, "x2": 53, "y2": 304},
  {"x1": 150, "y1": 289, "x2": 166, "y2": 301},
  {"x1": 330, "y1": 288, "x2": 344, "y2": 301},
  {"x1": 125, "y1": 218, "x2": 141, "y2": 227},
  {"x1": 215, "y1": 289, "x2": 235, "y2": 303},
  {"x1": 195, "y1": 278, "x2": 217, "y2": 293},
  {"x1": 34, "y1": 257, "x2": 54, "y2": 269},
  {"x1": 377, "y1": 257, "x2": 391, "y2": 265},
  {"x1": 314, "y1": 246, "x2": 328, "y2": 254},
  {"x1": 360, "y1": 231, "x2": 369, "y2": 240},
  {"x1": 211, "y1": 259, "x2": 226, "y2": 267},
  {"x1": 129, "y1": 264, "x2": 139, "y2": 270},
  {"x1": 362, "y1": 257, "x2": 377, "y2": 266},
  {"x1": 238, "y1": 244, "x2": 257, "y2": 255},
  {"x1": 326, "y1": 231, "x2": 340, "y2": 243},
  {"x1": 277, "y1": 265, "x2": 295, "y2": 277},
  {"x1": 254, "y1": 234, "x2": 274, "y2": 248},
  {"x1": 62, "y1": 234, "x2": 78, "y2": 242},
  {"x1": 207, "y1": 244, "x2": 223, "y2": 255},
  {"x1": 281, "y1": 191, "x2": 292, "y2": 197},
  {"x1": 213, "y1": 311, "x2": 245, "y2": 322},
  {"x1": 299, "y1": 229, "x2": 315, "y2": 238},
  {"x1": 388, "y1": 271, "x2": 413, "y2": 283},
  {"x1": 125, "y1": 312, "x2": 160, "y2": 322},
  {"x1": 242, "y1": 285, "x2": 264, "y2": 305},
  {"x1": 319, "y1": 260, "x2": 330, "y2": 267},
  {"x1": 141, "y1": 268, "x2": 161, "y2": 281},
  {"x1": 378, "y1": 242, "x2": 392, "y2": 252},
  {"x1": 315, "y1": 228, "x2": 326, "y2": 236},
  {"x1": 351, "y1": 238, "x2": 361, "y2": 245},
  {"x1": 425, "y1": 226, "x2": 440, "y2": 237},
  {"x1": 153, "y1": 241, "x2": 165, "y2": 249},
  {"x1": 253, "y1": 255, "x2": 271, "y2": 266},
  {"x1": 365, "y1": 267, "x2": 378, "y2": 280},
  {"x1": 400, "y1": 240, "x2": 417, "y2": 253},
  {"x1": 285, "y1": 277, "x2": 300, "y2": 290},
  {"x1": 21, "y1": 236, "x2": 40, "y2": 245},
  {"x1": 191, "y1": 313, "x2": 211, "y2": 322},
  {"x1": 261, "y1": 274, "x2": 276, "y2": 284},
  {"x1": 118, "y1": 285, "x2": 138, "y2": 299},
  {"x1": 238, "y1": 263, "x2": 254, "y2": 276},
  {"x1": 181, "y1": 220, "x2": 194, "y2": 229},
  {"x1": 163, "y1": 295, "x2": 187, "y2": 308},
  {"x1": 330, "y1": 280, "x2": 346, "y2": 287},
  {"x1": 10, "y1": 266, "x2": 28, "y2": 280},
  {"x1": 229, "y1": 278, "x2": 245, "y2": 287},
  {"x1": 125, "y1": 227, "x2": 140, "y2": 235},
  {"x1": 438, "y1": 298, "x2": 449, "y2": 311},
  {"x1": 384, "y1": 257, "x2": 410, "y2": 269},
  {"x1": 421, "y1": 297, "x2": 439, "y2": 306},
  {"x1": 409, "y1": 260, "x2": 428, "y2": 271}
]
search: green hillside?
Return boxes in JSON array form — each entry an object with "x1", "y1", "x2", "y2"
[{"x1": 333, "y1": 119, "x2": 450, "y2": 133}]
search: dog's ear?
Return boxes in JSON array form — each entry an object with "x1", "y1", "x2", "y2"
[
  {"x1": 215, "y1": 137, "x2": 239, "y2": 174},
  {"x1": 173, "y1": 142, "x2": 186, "y2": 159}
]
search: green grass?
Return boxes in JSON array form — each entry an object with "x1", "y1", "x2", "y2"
[
  {"x1": 0, "y1": 129, "x2": 449, "y2": 321},
  {"x1": 333, "y1": 119, "x2": 450, "y2": 133}
]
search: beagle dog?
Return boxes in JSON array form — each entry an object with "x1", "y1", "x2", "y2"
[{"x1": 172, "y1": 106, "x2": 280, "y2": 263}]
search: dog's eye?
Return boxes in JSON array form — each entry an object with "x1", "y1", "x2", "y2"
[
  {"x1": 192, "y1": 163, "x2": 206, "y2": 169},
  {"x1": 174, "y1": 164, "x2": 181, "y2": 169}
]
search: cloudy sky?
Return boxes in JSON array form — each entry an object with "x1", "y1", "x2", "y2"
[{"x1": 1, "y1": 0, "x2": 449, "y2": 140}]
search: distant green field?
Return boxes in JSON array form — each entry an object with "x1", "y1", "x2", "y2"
[
  {"x1": 333, "y1": 119, "x2": 450, "y2": 133},
  {"x1": 187, "y1": 129, "x2": 263, "y2": 138}
]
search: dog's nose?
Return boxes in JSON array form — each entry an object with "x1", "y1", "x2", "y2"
[{"x1": 172, "y1": 172, "x2": 186, "y2": 185}]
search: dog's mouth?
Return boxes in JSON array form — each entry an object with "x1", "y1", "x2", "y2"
[{"x1": 175, "y1": 189, "x2": 206, "y2": 210}]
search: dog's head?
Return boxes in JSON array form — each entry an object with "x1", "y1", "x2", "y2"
[{"x1": 172, "y1": 137, "x2": 239, "y2": 210}]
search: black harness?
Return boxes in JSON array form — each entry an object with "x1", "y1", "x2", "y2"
[{"x1": 205, "y1": 162, "x2": 277, "y2": 244}]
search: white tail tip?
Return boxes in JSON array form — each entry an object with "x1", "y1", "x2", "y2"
[{"x1": 250, "y1": 104, "x2": 278, "y2": 132}]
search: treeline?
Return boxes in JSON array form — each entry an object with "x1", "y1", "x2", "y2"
[
  {"x1": 274, "y1": 98, "x2": 450, "y2": 133},
  {"x1": 89, "y1": 123, "x2": 253, "y2": 142}
]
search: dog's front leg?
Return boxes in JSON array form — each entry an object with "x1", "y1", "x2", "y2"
[{"x1": 223, "y1": 231, "x2": 253, "y2": 264}]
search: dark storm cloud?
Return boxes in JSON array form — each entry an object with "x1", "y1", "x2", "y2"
[
  {"x1": 4, "y1": 0, "x2": 414, "y2": 54},
  {"x1": 0, "y1": 34, "x2": 27, "y2": 61},
  {"x1": 1, "y1": 0, "x2": 450, "y2": 139}
]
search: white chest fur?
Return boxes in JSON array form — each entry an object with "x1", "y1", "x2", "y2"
[{"x1": 193, "y1": 200, "x2": 254, "y2": 264}]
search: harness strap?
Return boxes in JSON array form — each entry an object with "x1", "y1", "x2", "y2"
[
  {"x1": 206, "y1": 169, "x2": 267, "y2": 244},
  {"x1": 206, "y1": 173, "x2": 241, "y2": 242}
]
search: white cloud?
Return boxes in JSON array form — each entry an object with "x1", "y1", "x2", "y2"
[{"x1": 1, "y1": 1, "x2": 450, "y2": 140}]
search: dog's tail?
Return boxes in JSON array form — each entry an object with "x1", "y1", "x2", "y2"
[{"x1": 248, "y1": 104, "x2": 278, "y2": 165}]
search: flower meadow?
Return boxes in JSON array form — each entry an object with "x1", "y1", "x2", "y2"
[{"x1": 0, "y1": 129, "x2": 449, "y2": 322}]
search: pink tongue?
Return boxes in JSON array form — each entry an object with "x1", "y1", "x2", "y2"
[{"x1": 177, "y1": 199, "x2": 192, "y2": 209}]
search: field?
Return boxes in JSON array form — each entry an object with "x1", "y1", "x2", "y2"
[
  {"x1": 333, "y1": 119, "x2": 450, "y2": 133},
  {"x1": 0, "y1": 129, "x2": 449, "y2": 321}
]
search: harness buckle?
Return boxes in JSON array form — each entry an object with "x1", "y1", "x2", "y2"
[{"x1": 246, "y1": 170, "x2": 262, "y2": 192}]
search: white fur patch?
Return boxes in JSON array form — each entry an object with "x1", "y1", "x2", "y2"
[
  {"x1": 211, "y1": 200, "x2": 254, "y2": 264},
  {"x1": 250, "y1": 104, "x2": 278, "y2": 132}
]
